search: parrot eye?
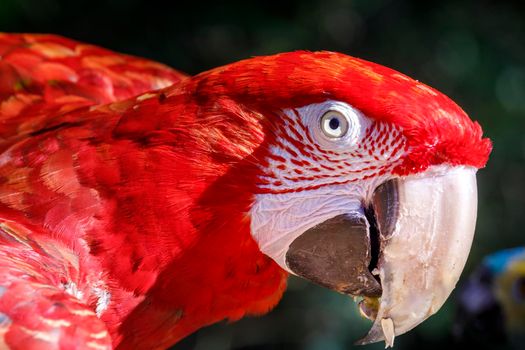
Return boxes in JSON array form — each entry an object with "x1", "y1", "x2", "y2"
[
  {"x1": 320, "y1": 110, "x2": 349, "y2": 139},
  {"x1": 292, "y1": 100, "x2": 369, "y2": 150}
]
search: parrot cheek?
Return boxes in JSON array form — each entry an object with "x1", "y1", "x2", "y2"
[{"x1": 250, "y1": 180, "x2": 385, "y2": 298}]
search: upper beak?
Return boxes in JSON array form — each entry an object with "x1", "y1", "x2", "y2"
[{"x1": 285, "y1": 165, "x2": 478, "y2": 347}]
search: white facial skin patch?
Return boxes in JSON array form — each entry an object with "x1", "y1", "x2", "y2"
[{"x1": 251, "y1": 184, "x2": 364, "y2": 271}]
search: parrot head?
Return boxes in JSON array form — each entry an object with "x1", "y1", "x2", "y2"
[
  {"x1": 178, "y1": 51, "x2": 491, "y2": 346},
  {"x1": 130, "y1": 51, "x2": 491, "y2": 346}
]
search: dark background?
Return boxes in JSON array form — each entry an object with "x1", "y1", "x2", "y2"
[{"x1": 1, "y1": 0, "x2": 524, "y2": 349}]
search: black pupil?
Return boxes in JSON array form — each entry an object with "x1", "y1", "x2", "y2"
[{"x1": 329, "y1": 117, "x2": 340, "y2": 130}]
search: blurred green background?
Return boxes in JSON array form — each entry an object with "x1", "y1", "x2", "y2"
[{"x1": 1, "y1": 0, "x2": 524, "y2": 349}]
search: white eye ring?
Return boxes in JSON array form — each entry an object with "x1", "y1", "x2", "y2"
[{"x1": 320, "y1": 110, "x2": 349, "y2": 139}]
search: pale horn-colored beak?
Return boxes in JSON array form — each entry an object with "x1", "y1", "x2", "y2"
[{"x1": 357, "y1": 165, "x2": 478, "y2": 347}]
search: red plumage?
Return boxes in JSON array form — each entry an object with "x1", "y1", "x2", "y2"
[{"x1": 0, "y1": 33, "x2": 491, "y2": 349}]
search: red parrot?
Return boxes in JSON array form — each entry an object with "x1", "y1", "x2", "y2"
[{"x1": 0, "y1": 33, "x2": 491, "y2": 349}]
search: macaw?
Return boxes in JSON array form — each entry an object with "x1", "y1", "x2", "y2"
[
  {"x1": 0, "y1": 33, "x2": 491, "y2": 349},
  {"x1": 454, "y1": 247, "x2": 525, "y2": 348}
]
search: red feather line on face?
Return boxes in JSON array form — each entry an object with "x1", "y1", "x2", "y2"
[
  {"x1": 252, "y1": 106, "x2": 406, "y2": 194},
  {"x1": 188, "y1": 51, "x2": 492, "y2": 175}
]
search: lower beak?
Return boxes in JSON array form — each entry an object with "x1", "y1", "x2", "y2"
[{"x1": 286, "y1": 165, "x2": 479, "y2": 347}]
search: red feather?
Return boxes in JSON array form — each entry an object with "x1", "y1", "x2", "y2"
[{"x1": 0, "y1": 34, "x2": 490, "y2": 349}]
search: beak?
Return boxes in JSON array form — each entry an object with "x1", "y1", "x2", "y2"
[{"x1": 285, "y1": 165, "x2": 478, "y2": 347}]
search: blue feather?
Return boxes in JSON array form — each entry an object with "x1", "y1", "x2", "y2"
[{"x1": 484, "y1": 247, "x2": 525, "y2": 275}]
